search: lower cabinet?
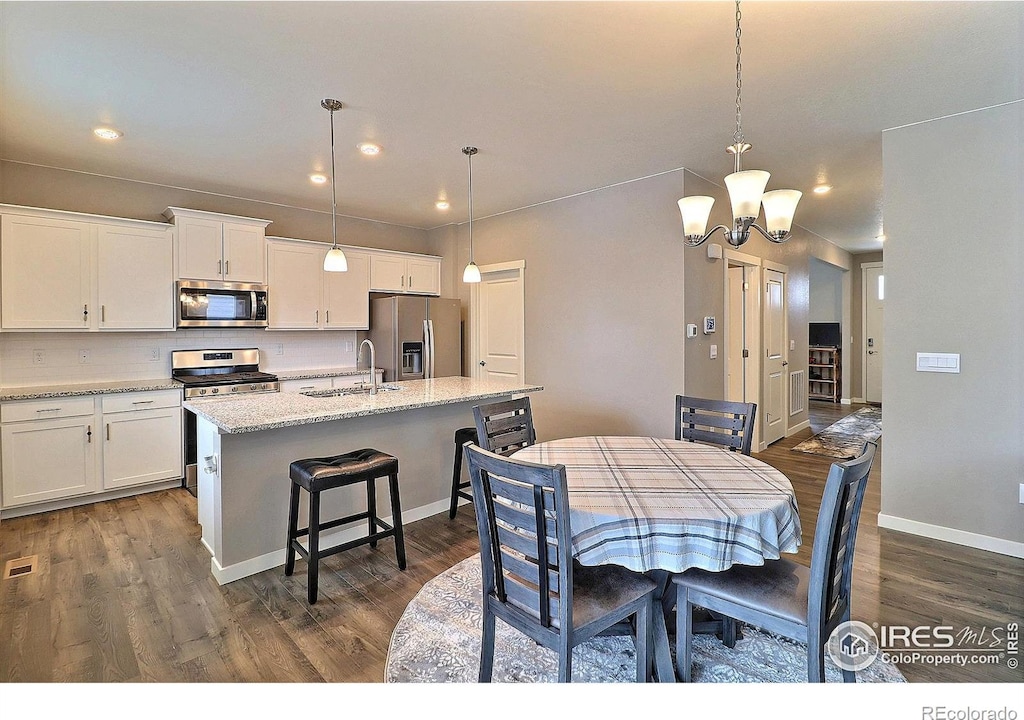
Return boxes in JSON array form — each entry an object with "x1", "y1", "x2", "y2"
[{"x1": 0, "y1": 390, "x2": 183, "y2": 511}]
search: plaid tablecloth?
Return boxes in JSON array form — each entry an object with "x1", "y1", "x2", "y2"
[{"x1": 512, "y1": 436, "x2": 802, "y2": 574}]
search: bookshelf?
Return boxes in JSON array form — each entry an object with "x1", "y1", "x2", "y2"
[{"x1": 809, "y1": 346, "x2": 841, "y2": 403}]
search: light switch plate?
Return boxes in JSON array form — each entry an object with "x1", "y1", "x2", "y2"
[
  {"x1": 686, "y1": 324, "x2": 698, "y2": 339},
  {"x1": 710, "y1": 344, "x2": 718, "y2": 359},
  {"x1": 916, "y1": 352, "x2": 960, "y2": 373}
]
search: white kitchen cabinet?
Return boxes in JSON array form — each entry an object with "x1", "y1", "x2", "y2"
[
  {"x1": 165, "y1": 207, "x2": 271, "y2": 283},
  {"x1": 1, "y1": 390, "x2": 183, "y2": 512},
  {"x1": 369, "y1": 251, "x2": 441, "y2": 296},
  {"x1": 1, "y1": 399, "x2": 98, "y2": 508},
  {"x1": 101, "y1": 393, "x2": 183, "y2": 490},
  {"x1": 266, "y1": 238, "x2": 370, "y2": 330},
  {"x1": 0, "y1": 207, "x2": 175, "y2": 332}
]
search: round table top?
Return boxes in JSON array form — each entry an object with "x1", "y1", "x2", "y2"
[{"x1": 512, "y1": 435, "x2": 802, "y2": 573}]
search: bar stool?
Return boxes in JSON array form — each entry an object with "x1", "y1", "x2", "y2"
[
  {"x1": 285, "y1": 448, "x2": 406, "y2": 604},
  {"x1": 448, "y1": 426, "x2": 478, "y2": 519}
]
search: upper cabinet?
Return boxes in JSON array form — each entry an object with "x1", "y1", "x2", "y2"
[
  {"x1": 164, "y1": 207, "x2": 271, "y2": 283},
  {"x1": 0, "y1": 206, "x2": 175, "y2": 332},
  {"x1": 266, "y1": 238, "x2": 371, "y2": 330},
  {"x1": 370, "y1": 251, "x2": 441, "y2": 296}
]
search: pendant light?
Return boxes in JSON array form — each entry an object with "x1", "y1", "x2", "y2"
[
  {"x1": 462, "y1": 146, "x2": 481, "y2": 283},
  {"x1": 677, "y1": 1, "x2": 802, "y2": 248},
  {"x1": 321, "y1": 98, "x2": 348, "y2": 272}
]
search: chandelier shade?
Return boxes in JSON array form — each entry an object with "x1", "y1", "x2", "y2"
[
  {"x1": 724, "y1": 170, "x2": 770, "y2": 220},
  {"x1": 761, "y1": 189, "x2": 803, "y2": 235}
]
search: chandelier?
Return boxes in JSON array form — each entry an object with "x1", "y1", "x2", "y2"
[{"x1": 677, "y1": 1, "x2": 801, "y2": 248}]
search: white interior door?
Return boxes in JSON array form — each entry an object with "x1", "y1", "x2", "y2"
[
  {"x1": 472, "y1": 261, "x2": 526, "y2": 383},
  {"x1": 863, "y1": 262, "x2": 884, "y2": 403},
  {"x1": 762, "y1": 267, "x2": 788, "y2": 446},
  {"x1": 726, "y1": 265, "x2": 746, "y2": 404}
]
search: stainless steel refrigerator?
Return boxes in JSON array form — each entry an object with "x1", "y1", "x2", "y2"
[{"x1": 369, "y1": 296, "x2": 462, "y2": 382}]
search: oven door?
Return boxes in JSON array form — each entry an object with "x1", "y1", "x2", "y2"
[{"x1": 177, "y1": 281, "x2": 268, "y2": 327}]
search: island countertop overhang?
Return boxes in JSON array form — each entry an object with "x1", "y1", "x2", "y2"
[{"x1": 183, "y1": 376, "x2": 543, "y2": 434}]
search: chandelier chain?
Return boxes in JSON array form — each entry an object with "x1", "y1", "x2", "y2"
[{"x1": 734, "y1": 0, "x2": 743, "y2": 145}]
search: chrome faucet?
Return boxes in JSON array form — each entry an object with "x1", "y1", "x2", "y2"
[{"x1": 358, "y1": 339, "x2": 378, "y2": 395}]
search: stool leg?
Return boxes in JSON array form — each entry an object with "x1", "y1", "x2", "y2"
[
  {"x1": 367, "y1": 475, "x2": 378, "y2": 548},
  {"x1": 449, "y1": 440, "x2": 464, "y2": 519},
  {"x1": 285, "y1": 481, "x2": 300, "y2": 576},
  {"x1": 388, "y1": 472, "x2": 407, "y2": 570},
  {"x1": 307, "y1": 490, "x2": 321, "y2": 604}
]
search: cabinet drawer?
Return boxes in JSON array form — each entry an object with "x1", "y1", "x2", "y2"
[
  {"x1": 279, "y1": 377, "x2": 333, "y2": 393},
  {"x1": 101, "y1": 389, "x2": 181, "y2": 414},
  {"x1": 332, "y1": 371, "x2": 381, "y2": 389},
  {"x1": 1, "y1": 396, "x2": 96, "y2": 423}
]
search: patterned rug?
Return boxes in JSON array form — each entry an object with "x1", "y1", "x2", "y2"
[
  {"x1": 385, "y1": 555, "x2": 907, "y2": 683},
  {"x1": 791, "y1": 406, "x2": 882, "y2": 459}
]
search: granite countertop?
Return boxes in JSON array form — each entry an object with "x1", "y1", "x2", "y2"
[
  {"x1": 275, "y1": 366, "x2": 379, "y2": 381},
  {"x1": 184, "y1": 376, "x2": 544, "y2": 434},
  {"x1": 0, "y1": 378, "x2": 181, "y2": 402}
]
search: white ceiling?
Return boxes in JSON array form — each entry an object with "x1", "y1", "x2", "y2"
[{"x1": 1, "y1": 1, "x2": 1021, "y2": 252}]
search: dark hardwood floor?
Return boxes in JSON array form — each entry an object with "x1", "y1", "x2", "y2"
[{"x1": 1, "y1": 400, "x2": 1020, "y2": 683}]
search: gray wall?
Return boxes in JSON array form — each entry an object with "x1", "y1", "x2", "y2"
[
  {"x1": 809, "y1": 257, "x2": 844, "y2": 323},
  {"x1": 881, "y1": 100, "x2": 1023, "y2": 548},
  {"x1": 850, "y1": 250, "x2": 884, "y2": 401},
  {"x1": 0, "y1": 160, "x2": 431, "y2": 253},
  {"x1": 429, "y1": 171, "x2": 687, "y2": 442}
]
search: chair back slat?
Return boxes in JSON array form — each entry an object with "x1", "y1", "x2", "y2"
[
  {"x1": 675, "y1": 395, "x2": 757, "y2": 455},
  {"x1": 808, "y1": 441, "x2": 877, "y2": 633},
  {"x1": 465, "y1": 442, "x2": 573, "y2": 633},
  {"x1": 474, "y1": 397, "x2": 538, "y2": 456}
]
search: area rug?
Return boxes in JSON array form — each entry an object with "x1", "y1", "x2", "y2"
[
  {"x1": 385, "y1": 555, "x2": 906, "y2": 683},
  {"x1": 791, "y1": 406, "x2": 882, "y2": 459}
]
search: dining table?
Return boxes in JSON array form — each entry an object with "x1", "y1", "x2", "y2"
[{"x1": 512, "y1": 434, "x2": 803, "y2": 682}]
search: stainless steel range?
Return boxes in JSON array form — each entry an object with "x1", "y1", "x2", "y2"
[
  {"x1": 173, "y1": 348, "x2": 280, "y2": 495},
  {"x1": 172, "y1": 348, "x2": 280, "y2": 399}
]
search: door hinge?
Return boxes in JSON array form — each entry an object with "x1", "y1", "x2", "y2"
[
  {"x1": 742, "y1": 282, "x2": 749, "y2": 291},
  {"x1": 742, "y1": 349, "x2": 749, "y2": 358}
]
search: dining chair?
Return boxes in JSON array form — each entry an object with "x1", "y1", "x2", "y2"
[
  {"x1": 672, "y1": 440, "x2": 878, "y2": 682},
  {"x1": 675, "y1": 395, "x2": 757, "y2": 456},
  {"x1": 463, "y1": 442, "x2": 657, "y2": 682},
  {"x1": 473, "y1": 396, "x2": 537, "y2": 456}
]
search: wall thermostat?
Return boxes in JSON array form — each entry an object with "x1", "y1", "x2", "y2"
[
  {"x1": 686, "y1": 323, "x2": 698, "y2": 339},
  {"x1": 703, "y1": 316, "x2": 716, "y2": 334}
]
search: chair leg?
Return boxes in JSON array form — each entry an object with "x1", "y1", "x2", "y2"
[
  {"x1": 284, "y1": 481, "x2": 300, "y2": 576},
  {"x1": 479, "y1": 604, "x2": 496, "y2": 682},
  {"x1": 675, "y1": 588, "x2": 693, "y2": 682},
  {"x1": 449, "y1": 441, "x2": 464, "y2": 519},
  {"x1": 388, "y1": 472, "x2": 407, "y2": 570},
  {"x1": 722, "y1": 616, "x2": 737, "y2": 648},
  {"x1": 808, "y1": 627, "x2": 826, "y2": 682},
  {"x1": 366, "y1": 475, "x2": 378, "y2": 548},
  {"x1": 557, "y1": 635, "x2": 572, "y2": 683},
  {"x1": 635, "y1": 600, "x2": 652, "y2": 682},
  {"x1": 307, "y1": 490, "x2": 321, "y2": 604}
]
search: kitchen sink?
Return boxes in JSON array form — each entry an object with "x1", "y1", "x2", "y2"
[{"x1": 301, "y1": 384, "x2": 401, "y2": 398}]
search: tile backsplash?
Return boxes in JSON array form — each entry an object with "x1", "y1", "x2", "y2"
[{"x1": 0, "y1": 329, "x2": 359, "y2": 386}]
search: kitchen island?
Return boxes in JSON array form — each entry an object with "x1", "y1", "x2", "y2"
[{"x1": 184, "y1": 376, "x2": 543, "y2": 584}]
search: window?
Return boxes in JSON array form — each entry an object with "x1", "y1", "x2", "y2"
[{"x1": 878, "y1": 274, "x2": 885, "y2": 301}]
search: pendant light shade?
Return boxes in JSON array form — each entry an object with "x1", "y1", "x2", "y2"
[
  {"x1": 678, "y1": 196, "x2": 716, "y2": 239},
  {"x1": 321, "y1": 98, "x2": 348, "y2": 273},
  {"x1": 462, "y1": 146, "x2": 481, "y2": 284}
]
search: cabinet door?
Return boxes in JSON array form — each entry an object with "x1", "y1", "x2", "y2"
[
  {"x1": 177, "y1": 216, "x2": 224, "y2": 281},
  {"x1": 102, "y1": 407, "x2": 183, "y2": 490},
  {"x1": 406, "y1": 257, "x2": 441, "y2": 296},
  {"x1": 222, "y1": 222, "x2": 266, "y2": 283},
  {"x1": 1, "y1": 417, "x2": 97, "y2": 507},
  {"x1": 267, "y1": 242, "x2": 322, "y2": 329},
  {"x1": 323, "y1": 250, "x2": 370, "y2": 329},
  {"x1": 1, "y1": 215, "x2": 92, "y2": 330},
  {"x1": 369, "y1": 254, "x2": 407, "y2": 292},
  {"x1": 96, "y1": 224, "x2": 175, "y2": 330}
]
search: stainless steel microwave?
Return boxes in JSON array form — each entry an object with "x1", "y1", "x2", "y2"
[{"x1": 176, "y1": 281, "x2": 269, "y2": 328}]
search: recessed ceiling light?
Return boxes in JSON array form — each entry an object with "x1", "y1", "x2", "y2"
[
  {"x1": 435, "y1": 201, "x2": 450, "y2": 211},
  {"x1": 309, "y1": 173, "x2": 328, "y2": 184},
  {"x1": 93, "y1": 127, "x2": 123, "y2": 140},
  {"x1": 358, "y1": 142, "x2": 381, "y2": 156},
  {"x1": 812, "y1": 184, "x2": 832, "y2": 194}
]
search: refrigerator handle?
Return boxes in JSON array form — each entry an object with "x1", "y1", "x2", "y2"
[
  {"x1": 427, "y1": 319, "x2": 436, "y2": 379},
  {"x1": 423, "y1": 319, "x2": 432, "y2": 379}
]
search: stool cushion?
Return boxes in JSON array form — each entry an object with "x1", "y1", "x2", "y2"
[
  {"x1": 455, "y1": 426, "x2": 478, "y2": 445},
  {"x1": 290, "y1": 448, "x2": 398, "y2": 493}
]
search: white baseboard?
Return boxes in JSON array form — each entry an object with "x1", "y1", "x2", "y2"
[
  {"x1": 210, "y1": 496, "x2": 456, "y2": 585},
  {"x1": 786, "y1": 420, "x2": 810, "y2": 436},
  {"x1": 852, "y1": 397, "x2": 866, "y2": 404},
  {"x1": 841, "y1": 397, "x2": 853, "y2": 405},
  {"x1": 0, "y1": 479, "x2": 181, "y2": 520},
  {"x1": 877, "y1": 513, "x2": 1024, "y2": 559}
]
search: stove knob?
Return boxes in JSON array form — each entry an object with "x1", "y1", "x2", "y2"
[
  {"x1": 250, "y1": 384, "x2": 258, "y2": 390},
  {"x1": 260, "y1": 383, "x2": 268, "y2": 390},
  {"x1": 199, "y1": 388, "x2": 207, "y2": 396},
  {"x1": 211, "y1": 388, "x2": 219, "y2": 394}
]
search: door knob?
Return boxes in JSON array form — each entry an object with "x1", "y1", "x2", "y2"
[
  {"x1": 868, "y1": 350, "x2": 876, "y2": 355},
  {"x1": 782, "y1": 361, "x2": 788, "y2": 366},
  {"x1": 479, "y1": 361, "x2": 486, "y2": 366}
]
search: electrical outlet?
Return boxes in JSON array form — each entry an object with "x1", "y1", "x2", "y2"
[
  {"x1": 710, "y1": 344, "x2": 718, "y2": 359},
  {"x1": 345, "y1": 340, "x2": 354, "y2": 352},
  {"x1": 148, "y1": 348, "x2": 160, "y2": 362},
  {"x1": 274, "y1": 343, "x2": 284, "y2": 356},
  {"x1": 79, "y1": 349, "x2": 90, "y2": 364},
  {"x1": 32, "y1": 349, "x2": 45, "y2": 365}
]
